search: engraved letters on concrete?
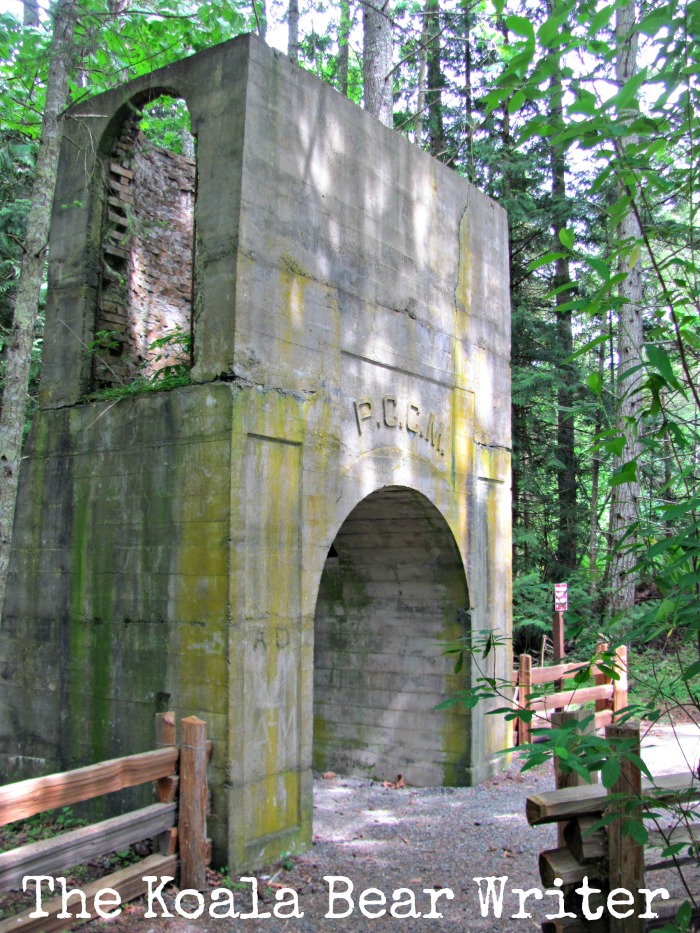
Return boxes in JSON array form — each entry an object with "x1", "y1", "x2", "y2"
[{"x1": 353, "y1": 397, "x2": 446, "y2": 455}]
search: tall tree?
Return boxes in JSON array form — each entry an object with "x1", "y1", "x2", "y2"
[
  {"x1": 0, "y1": 0, "x2": 78, "y2": 618},
  {"x1": 363, "y1": 0, "x2": 393, "y2": 126},
  {"x1": 23, "y1": 0, "x2": 40, "y2": 28},
  {"x1": 424, "y1": 0, "x2": 446, "y2": 159},
  {"x1": 287, "y1": 0, "x2": 299, "y2": 62},
  {"x1": 604, "y1": 0, "x2": 644, "y2": 617},
  {"x1": 338, "y1": 0, "x2": 351, "y2": 97},
  {"x1": 548, "y1": 3, "x2": 577, "y2": 575}
]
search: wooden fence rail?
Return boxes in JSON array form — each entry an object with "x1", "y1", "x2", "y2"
[
  {"x1": 516, "y1": 644, "x2": 628, "y2": 745},
  {"x1": 526, "y1": 721, "x2": 700, "y2": 932},
  {"x1": 0, "y1": 712, "x2": 211, "y2": 933}
]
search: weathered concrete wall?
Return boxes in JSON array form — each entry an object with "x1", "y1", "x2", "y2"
[{"x1": 1, "y1": 34, "x2": 512, "y2": 872}]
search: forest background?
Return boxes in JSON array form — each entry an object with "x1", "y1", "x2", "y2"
[{"x1": 0, "y1": 0, "x2": 699, "y2": 803}]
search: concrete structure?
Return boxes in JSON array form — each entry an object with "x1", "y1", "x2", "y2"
[{"x1": 0, "y1": 35, "x2": 512, "y2": 870}]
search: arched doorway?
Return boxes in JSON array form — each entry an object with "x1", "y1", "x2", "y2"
[{"x1": 313, "y1": 486, "x2": 471, "y2": 786}]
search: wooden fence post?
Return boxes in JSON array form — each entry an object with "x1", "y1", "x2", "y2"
[
  {"x1": 154, "y1": 712, "x2": 178, "y2": 855},
  {"x1": 606, "y1": 722, "x2": 645, "y2": 933},
  {"x1": 552, "y1": 709, "x2": 595, "y2": 846},
  {"x1": 519, "y1": 654, "x2": 532, "y2": 745},
  {"x1": 179, "y1": 716, "x2": 208, "y2": 891},
  {"x1": 613, "y1": 645, "x2": 628, "y2": 714},
  {"x1": 595, "y1": 641, "x2": 611, "y2": 717}
]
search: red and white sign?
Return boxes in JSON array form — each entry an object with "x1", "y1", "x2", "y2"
[{"x1": 554, "y1": 583, "x2": 568, "y2": 612}]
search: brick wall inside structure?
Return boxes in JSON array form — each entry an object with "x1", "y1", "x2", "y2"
[{"x1": 94, "y1": 114, "x2": 195, "y2": 388}]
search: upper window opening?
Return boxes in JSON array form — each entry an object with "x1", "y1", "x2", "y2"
[{"x1": 93, "y1": 95, "x2": 195, "y2": 389}]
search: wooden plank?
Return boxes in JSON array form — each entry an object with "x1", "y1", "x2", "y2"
[
  {"x1": 179, "y1": 716, "x2": 208, "y2": 890},
  {"x1": 104, "y1": 242, "x2": 129, "y2": 260},
  {"x1": 531, "y1": 661, "x2": 591, "y2": 686},
  {"x1": 0, "y1": 803, "x2": 176, "y2": 893},
  {"x1": 526, "y1": 771, "x2": 700, "y2": 825},
  {"x1": 606, "y1": 723, "x2": 645, "y2": 933},
  {"x1": 645, "y1": 897, "x2": 700, "y2": 929},
  {"x1": 0, "y1": 747, "x2": 179, "y2": 826},
  {"x1": 529, "y1": 684, "x2": 613, "y2": 712},
  {"x1": 594, "y1": 709, "x2": 612, "y2": 729},
  {"x1": 563, "y1": 815, "x2": 606, "y2": 862},
  {"x1": 539, "y1": 846, "x2": 605, "y2": 888},
  {"x1": 110, "y1": 162, "x2": 134, "y2": 179},
  {"x1": 647, "y1": 822, "x2": 700, "y2": 850},
  {"x1": 0, "y1": 853, "x2": 177, "y2": 933},
  {"x1": 645, "y1": 822, "x2": 700, "y2": 870}
]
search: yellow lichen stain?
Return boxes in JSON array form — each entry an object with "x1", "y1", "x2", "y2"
[
  {"x1": 478, "y1": 444, "x2": 513, "y2": 759},
  {"x1": 169, "y1": 412, "x2": 232, "y2": 712},
  {"x1": 279, "y1": 265, "x2": 308, "y2": 348},
  {"x1": 247, "y1": 771, "x2": 300, "y2": 840}
]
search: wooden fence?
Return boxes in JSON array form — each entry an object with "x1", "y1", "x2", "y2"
[
  {"x1": 526, "y1": 721, "x2": 700, "y2": 932},
  {"x1": 0, "y1": 712, "x2": 211, "y2": 933},
  {"x1": 516, "y1": 644, "x2": 628, "y2": 745}
]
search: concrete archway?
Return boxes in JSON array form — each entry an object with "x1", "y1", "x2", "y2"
[
  {"x1": 313, "y1": 486, "x2": 471, "y2": 786},
  {"x1": 1, "y1": 36, "x2": 513, "y2": 872}
]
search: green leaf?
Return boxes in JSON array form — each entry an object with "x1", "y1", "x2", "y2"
[
  {"x1": 610, "y1": 67, "x2": 648, "y2": 113},
  {"x1": 610, "y1": 460, "x2": 637, "y2": 487},
  {"x1": 568, "y1": 88, "x2": 599, "y2": 116},
  {"x1": 528, "y1": 251, "x2": 567, "y2": 272},
  {"x1": 508, "y1": 89, "x2": 527, "y2": 114},
  {"x1": 506, "y1": 15, "x2": 535, "y2": 41},
  {"x1": 587, "y1": 372, "x2": 602, "y2": 396},
  {"x1": 676, "y1": 900, "x2": 692, "y2": 928},
  {"x1": 602, "y1": 757, "x2": 621, "y2": 788},
  {"x1": 646, "y1": 344, "x2": 682, "y2": 391},
  {"x1": 625, "y1": 820, "x2": 648, "y2": 845},
  {"x1": 582, "y1": 255, "x2": 611, "y2": 281},
  {"x1": 558, "y1": 228, "x2": 574, "y2": 250}
]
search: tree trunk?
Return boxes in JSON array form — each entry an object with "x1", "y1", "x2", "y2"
[
  {"x1": 0, "y1": 0, "x2": 77, "y2": 620},
  {"x1": 414, "y1": 8, "x2": 429, "y2": 145},
  {"x1": 425, "y1": 0, "x2": 446, "y2": 160},
  {"x1": 589, "y1": 332, "x2": 605, "y2": 589},
  {"x1": 338, "y1": 0, "x2": 351, "y2": 97},
  {"x1": 23, "y1": 0, "x2": 40, "y2": 27},
  {"x1": 547, "y1": 4, "x2": 577, "y2": 574},
  {"x1": 605, "y1": 0, "x2": 644, "y2": 618},
  {"x1": 363, "y1": 0, "x2": 392, "y2": 126},
  {"x1": 287, "y1": 0, "x2": 299, "y2": 63},
  {"x1": 253, "y1": 0, "x2": 267, "y2": 41},
  {"x1": 462, "y1": 7, "x2": 474, "y2": 181}
]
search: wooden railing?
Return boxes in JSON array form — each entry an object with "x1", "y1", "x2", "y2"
[
  {"x1": 526, "y1": 721, "x2": 700, "y2": 932},
  {"x1": 516, "y1": 644, "x2": 628, "y2": 744},
  {"x1": 0, "y1": 712, "x2": 211, "y2": 933}
]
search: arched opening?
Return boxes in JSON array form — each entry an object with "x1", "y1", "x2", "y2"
[
  {"x1": 93, "y1": 94, "x2": 195, "y2": 388},
  {"x1": 313, "y1": 486, "x2": 471, "y2": 786}
]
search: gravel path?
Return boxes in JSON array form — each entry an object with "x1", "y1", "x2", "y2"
[
  {"x1": 73, "y1": 731, "x2": 700, "y2": 931},
  {"x1": 84, "y1": 758, "x2": 560, "y2": 933}
]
